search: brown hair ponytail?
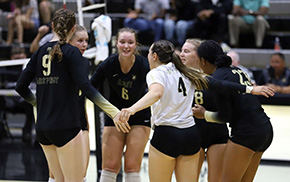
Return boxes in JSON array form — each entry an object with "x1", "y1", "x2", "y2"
[
  {"x1": 151, "y1": 40, "x2": 208, "y2": 90},
  {"x1": 50, "y1": 8, "x2": 76, "y2": 62}
]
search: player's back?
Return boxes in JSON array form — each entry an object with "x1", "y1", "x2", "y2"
[
  {"x1": 32, "y1": 41, "x2": 88, "y2": 130},
  {"x1": 148, "y1": 62, "x2": 195, "y2": 128},
  {"x1": 213, "y1": 66, "x2": 271, "y2": 136}
]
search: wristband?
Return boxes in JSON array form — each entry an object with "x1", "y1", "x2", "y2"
[
  {"x1": 246, "y1": 86, "x2": 254, "y2": 93},
  {"x1": 204, "y1": 111, "x2": 224, "y2": 124}
]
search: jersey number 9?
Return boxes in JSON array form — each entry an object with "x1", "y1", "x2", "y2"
[{"x1": 42, "y1": 54, "x2": 52, "y2": 76}]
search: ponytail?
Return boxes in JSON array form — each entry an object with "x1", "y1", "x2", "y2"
[
  {"x1": 152, "y1": 40, "x2": 208, "y2": 90},
  {"x1": 50, "y1": 8, "x2": 76, "y2": 62},
  {"x1": 198, "y1": 40, "x2": 232, "y2": 68}
]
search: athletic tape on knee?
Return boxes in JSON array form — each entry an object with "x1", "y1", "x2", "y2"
[
  {"x1": 124, "y1": 172, "x2": 141, "y2": 182},
  {"x1": 100, "y1": 170, "x2": 117, "y2": 182}
]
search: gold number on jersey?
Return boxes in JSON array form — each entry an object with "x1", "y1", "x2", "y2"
[
  {"x1": 194, "y1": 91, "x2": 204, "y2": 105},
  {"x1": 178, "y1": 77, "x2": 187, "y2": 96},
  {"x1": 232, "y1": 69, "x2": 251, "y2": 86},
  {"x1": 42, "y1": 54, "x2": 51, "y2": 76},
  {"x1": 122, "y1": 87, "x2": 129, "y2": 100}
]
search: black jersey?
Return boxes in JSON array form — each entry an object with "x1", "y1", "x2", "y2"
[
  {"x1": 91, "y1": 54, "x2": 150, "y2": 121},
  {"x1": 213, "y1": 66, "x2": 272, "y2": 136},
  {"x1": 16, "y1": 41, "x2": 119, "y2": 131},
  {"x1": 194, "y1": 77, "x2": 249, "y2": 149},
  {"x1": 79, "y1": 94, "x2": 88, "y2": 130},
  {"x1": 194, "y1": 88, "x2": 229, "y2": 149}
]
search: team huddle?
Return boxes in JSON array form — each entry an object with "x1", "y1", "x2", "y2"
[{"x1": 15, "y1": 8, "x2": 274, "y2": 182}]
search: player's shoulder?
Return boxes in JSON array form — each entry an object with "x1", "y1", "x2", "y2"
[
  {"x1": 135, "y1": 55, "x2": 150, "y2": 71},
  {"x1": 214, "y1": 66, "x2": 236, "y2": 75},
  {"x1": 62, "y1": 43, "x2": 80, "y2": 54},
  {"x1": 101, "y1": 53, "x2": 119, "y2": 65}
]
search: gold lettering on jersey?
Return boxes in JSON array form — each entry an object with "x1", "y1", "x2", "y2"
[
  {"x1": 132, "y1": 75, "x2": 136, "y2": 80},
  {"x1": 232, "y1": 69, "x2": 251, "y2": 86},
  {"x1": 117, "y1": 79, "x2": 133, "y2": 88},
  {"x1": 36, "y1": 77, "x2": 59, "y2": 84}
]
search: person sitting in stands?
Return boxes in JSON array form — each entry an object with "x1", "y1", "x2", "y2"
[
  {"x1": 38, "y1": 0, "x2": 51, "y2": 25},
  {"x1": 124, "y1": 0, "x2": 170, "y2": 41},
  {"x1": 228, "y1": 0, "x2": 270, "y2": 48},
  {"x1": 256, "y1": 52, "x2": 290, "y2": 94},
  {"x1": 6, "y1": 0, "x2": 39, "y2": 45},
  {"x1": 29, "y1": 23, "x2": 53, "y2": 53},
  {"x1": 191, "y1": 0, "x2": 232, "y2": 45},
  {"x1": 163, "y1": 0, "x2": 198, "y2": 47}
]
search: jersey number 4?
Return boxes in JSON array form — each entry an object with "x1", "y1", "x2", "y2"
[{"x1": 178, "y1": 77, "x2": 187, "y2": 96}]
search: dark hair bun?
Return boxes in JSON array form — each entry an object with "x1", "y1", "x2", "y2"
[{"x1": 215, "y1": 54, "x2": 232, "y2": 67}]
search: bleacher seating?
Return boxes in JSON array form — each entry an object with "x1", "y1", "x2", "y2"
[
  {"x1": 263, "y1": 0, "x2": 290, "y2": 49},
  {"x1": 236, "y1": 1, "x2": 290, "y2": 49},
  {"x1": 233, "y1": 48, "x2": 290, "y2": 68},
  {"x1": 106, "y1": 0, "x2": 134, "y2": 14},
  {"x1": 1, "y1": 0, "x2": 290, "y2": 67}
]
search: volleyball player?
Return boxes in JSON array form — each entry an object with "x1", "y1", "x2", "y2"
[
  {"x1": 69, "y1": 25, "x2": 90, "y2": 182},
  {"x1": 15, "y1": 8, "x2": 122, "y2": 182},
  {"x1": 90, "y1": 27, "x2": 151, "y2": 182},
  {"x1": 181, "y1": 38, "x2": 229, "y2": 181},
  {"x1": 193, "y1": 40, "x2": 274, "y2": 182},
  {"x1": 118, "y1": 40, "x2": 208, "y2": 182},
  {"x1": 181, "y1": 38, "x2": 274, "y2": 181},
  {"x1": 47, "y1": 24, "x2": 90, "y2": 182}
]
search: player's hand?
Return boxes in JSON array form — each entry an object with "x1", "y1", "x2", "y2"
[
  {"x1": 192, "y1": 104, "x2": 206, "y2": 119},
  {"x1": 113, "y1": 112, "x2": 131, "y2": 133},
  {"x1": 251, "y1": 85, "x2": 275, "y2": 98}
]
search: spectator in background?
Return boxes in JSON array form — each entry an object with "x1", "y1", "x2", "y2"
[
  {"x1": 227, "y1": 50, "x2": 255, "y2": 84},
  {"x1": 10, "y1": 45, "x2": 27, "y2": 59},
  {"x1": 4, "y1": 45, "x2": 35, "y2": 142},
  {"x1": 257, "y1": 52, "x2": 290, "y2": 94},
  {"x1": 189, "y1": 0, "x2": 232, "y2": 45},
  {"x1": 228, "y1": 0, "x2": 270, "y2": 48},
  {"x1": 163, "y1": 0, "x2": 198, "y2": 47},
  {"x1": 30, "y1": 23, "x2": 53, "y2": 53},
  {"x1": 38, "y1": 0, "x2": 52, "y2": 25},
  {"x1": 6, "y1": 0, "x2": 39, "y2": 45},
  {"x1": 124, "y1": 0, "x2": 170, "y2": 41}
]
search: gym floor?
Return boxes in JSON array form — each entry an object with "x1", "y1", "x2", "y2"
[
  {"x1": 1, "y1": 104, "x2": 290, "y2": 182},
  {"x1": 0, "y1": 134, "x2": 290, "y2": 182}
]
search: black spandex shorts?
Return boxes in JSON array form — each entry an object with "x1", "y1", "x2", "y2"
[
  {"x1": 104, "y1": 109, "x2": 151, "y2": 127},
  {"x1": 150, "y1": 125, "x2": 201, "y2": 158},
  {"x1": 36, "y1": 128, "x2": 81, "y2": 147},
  {"x1": 230, "y1": 130, "x2": 273, "y2": 152},
  {"x1": 196, "y1": 121, "x2": 229, "y2": 149}
]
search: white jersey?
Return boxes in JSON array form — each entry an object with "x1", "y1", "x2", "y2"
[{"x1": 146, "y1": 62, "x2": 196, "y2": 129}]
